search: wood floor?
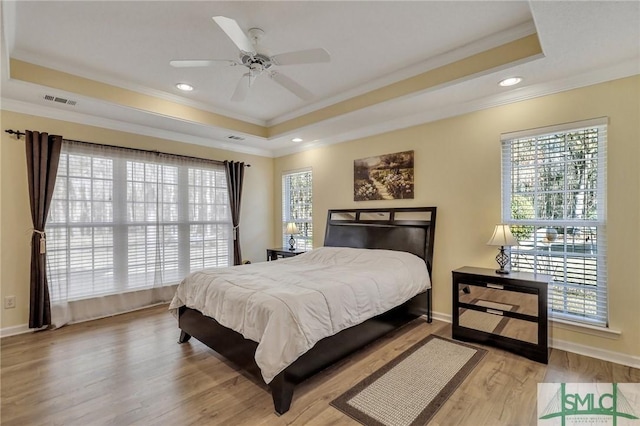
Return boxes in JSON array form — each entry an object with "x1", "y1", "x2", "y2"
[{"x1": 2, "y1": 305, "x2": 638, "y2": 425}]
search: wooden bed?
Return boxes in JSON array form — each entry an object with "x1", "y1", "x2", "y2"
[{"x1": 177, "y1": 206, "x2": 437, "y2": 414}]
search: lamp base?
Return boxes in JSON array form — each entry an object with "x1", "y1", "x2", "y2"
[
  {"x1": 288, "y1": 235, "x2": 296, "y2": 251},
  {"x1": 494, "y1": 246, "x2": 512, "y2": 275}
]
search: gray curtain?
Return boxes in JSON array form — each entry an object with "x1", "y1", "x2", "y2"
[
  {"x1": 25, "y1": 130, "x2": 62, "y2": 328},
  {"x1": 224, "y1": 161, "x2": 245, "y2": 266}
]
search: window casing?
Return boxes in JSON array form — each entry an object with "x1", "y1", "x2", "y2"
[
  {"x1": 46, "y1": 141, "x2": 231, "y2": 302},
  {"x1": 501, "y1": 118, "x2": 607, "y2": 326},
  {"x1": 282, "y1": 169, "x2": 313, "y2": 250}
]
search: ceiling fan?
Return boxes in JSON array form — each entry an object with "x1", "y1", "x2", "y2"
[{"x1": 170, "y1": 16, "x2": 330, "y2": 102}]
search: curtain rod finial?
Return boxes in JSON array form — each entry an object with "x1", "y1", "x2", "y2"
[{"x1": 5, "y1": 129, "x2": 26, "y2": 140}]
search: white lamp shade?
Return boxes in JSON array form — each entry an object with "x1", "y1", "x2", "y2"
[
  {"x1": 286, "y1": 222, "x2": 299, "y2": 234},
  {"x1": 487, "y1": 224, "x2": 518, "y2": 246}
]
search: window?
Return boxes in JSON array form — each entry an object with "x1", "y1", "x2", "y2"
[
  {"x1": 282, "y1": 169, "x2": 313, "y2": 250},
  {"x1": 501, "y1": 118, "x2": 607, "y2": 326},
  {"x1": 46, "y1": 141, "x2": 231, "y2": 302}
]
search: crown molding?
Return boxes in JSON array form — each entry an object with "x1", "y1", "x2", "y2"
[
  {"x1": 268, "y1": 21, "x2": 537, "y2": 126},
  {"x1": 0, "y1": 0, "x2": 16, "y2": 57},
  {"x1": 1, "y1": 97, "x2": 274, "y2": 158},
  {"x1": 0, "y1": 2, "x2": 14, "y2": 82},
  {"x1": 272, "y1": 59, "x2": 639, "y2": 158},
  {"x1": 3, "y1": 58, "x2": 637, "y2": 160},
  {"x1": 10, "y1": 52, "x2": 267, "y2": 127}
]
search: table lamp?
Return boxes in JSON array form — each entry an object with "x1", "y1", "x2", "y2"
[
  {"x1": 487, "y1": 224, "x2": 518, "y2": 274},
  {"x1": 286, "y1": 222, "x2": 299, "y2": 251}
]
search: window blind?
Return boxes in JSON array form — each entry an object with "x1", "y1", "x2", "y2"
[
  {"x1": 501, "y1": 118, "x2": 608, "y2": 326},
  {"x1": 46, "y1": 141, "x2": 231, "y2": 302},
  {"x1": 282, "y1": 169, "x2": 313, "y2": 250}
]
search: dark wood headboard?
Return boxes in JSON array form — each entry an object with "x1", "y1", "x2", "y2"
[{"x1": 323, "y1": 207, "x2": 437, "y2": 275}]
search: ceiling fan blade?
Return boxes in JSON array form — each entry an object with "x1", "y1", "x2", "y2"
[
  {"x1": 231, "y1": 73, "x2": 251, "y2": 102},
  {"x1": 169, "y1": 59, "x2": 237, "y2": 68},
  {"x1": 271, "y1": 48, "x2": 331, "y2": 66},
  {"x1": 270, "y1": 72, "x2": 313, "y2": 100},
  {"x1": 212, "y1": 16, "x2": 256, "y2": 55}
]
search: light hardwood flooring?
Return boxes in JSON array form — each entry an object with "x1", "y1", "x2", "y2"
[{"x1": 2, "y1": 305, "x2": 638, "y2": 425}]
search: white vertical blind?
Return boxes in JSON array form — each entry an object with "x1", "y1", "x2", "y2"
[
  {"x1": 46, "y1": 141, "x2": 231, "y2": 305},
  {"x1": 282, "y1": 169, "x2": 313, "y2": 250},
  {"x1": 501, "y1": 118, "x2": 608, "y2": 326}
]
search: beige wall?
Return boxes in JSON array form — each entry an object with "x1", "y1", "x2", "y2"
[
  {"x1": 274, "y1": 76, "x2": 640, "y2": 359},
  {"x1": 2, "y1": 77, "x2": 638, "y2": 360},
  {"x1": 0, "y1": 110, "x2": 274, "y2": 329}
]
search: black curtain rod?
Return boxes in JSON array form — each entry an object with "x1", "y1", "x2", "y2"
[
  {"x1": 4, "y1": 129, "x2": 250, "y2": 167},
  {"x1": 4, "y1": 129, "x2": 26, "y2": 139}
]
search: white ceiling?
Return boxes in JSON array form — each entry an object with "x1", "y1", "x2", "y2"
[{"x1": 1, "y1": 1, "x2": 639, "y2": 157}]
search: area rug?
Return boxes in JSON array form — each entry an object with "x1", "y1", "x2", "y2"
[
  {"x1": 330, "y1": 335, "x2": 487, "y2": 426},
  {"x1": 458, "y1": 299, "x2": 518, "y2": 334}
]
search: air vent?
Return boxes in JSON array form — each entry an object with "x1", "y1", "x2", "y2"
[
  {"x1": 43, "y1": 95, "x2": 77, "y2": 106},
  {"x1": 227, "y1": 135, "x2": 245, "y2": 141}
]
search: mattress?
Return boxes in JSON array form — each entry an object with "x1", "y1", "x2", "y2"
[{"x1": 169, "y1": 246, "x2": 430, "y2": 383}]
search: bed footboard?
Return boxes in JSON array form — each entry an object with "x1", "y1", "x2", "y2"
[{"x1": 177, "y1": 289, "x2": 428, "y2": 414}]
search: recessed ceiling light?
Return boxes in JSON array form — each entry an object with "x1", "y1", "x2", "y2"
[
  {"x1": 499, "y1": 77, "x2": 523, "y2": 87},
  {"x1": 176, "y1": 83, "x2": 194, "y2": 91},
  {"x1": 291, "y1": 138, "x2": 303, "y2": 143}
]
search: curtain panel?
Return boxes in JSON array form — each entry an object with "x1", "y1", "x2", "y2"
[
  {"x1": 225, "y1": 161, "x2": 245, "y2": 265},
  {"x1": 25, "y1": 130, "x2": 63, "y2": 328}
]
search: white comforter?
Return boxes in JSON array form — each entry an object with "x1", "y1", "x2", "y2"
[{"x1": 169, "y1": 246, "x2": 430, "y2": 383}]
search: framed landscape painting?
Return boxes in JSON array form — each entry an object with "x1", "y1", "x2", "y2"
[{"x1": 354, "y1": 150, "x2": 414, "y2": 201}]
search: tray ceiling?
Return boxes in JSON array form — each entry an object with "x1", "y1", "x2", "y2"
[{"x1": 1, "y1": 1, "x2": 638, "y2": 157}]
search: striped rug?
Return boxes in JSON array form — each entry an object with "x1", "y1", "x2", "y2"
[{"x1": 331, "y1": 335, "x2": 486, "y2": 426}]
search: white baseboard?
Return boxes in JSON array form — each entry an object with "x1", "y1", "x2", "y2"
[
  {"x1": 550, "y1": 337, "x2": 640, "y2": 369},
  {"x1": 0, "y1": 323, "x2": 32, "y2": 338},
  {"x1": 431, "y1": 311, "x2": 452, "y2": 324},
  {"x1": 4, "y1": 310, "x2": 639, "y2": 369},
  {"x1": 0, "y1": 302, "x2": 170, "y2": 339},
  {"x1": 431, "y1": 310, "x2": 639, "y2": 369}
]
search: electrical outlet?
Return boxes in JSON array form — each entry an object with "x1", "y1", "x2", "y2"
[{"x1": 4, "y1": 296, "x2": 16, "y2": 309}]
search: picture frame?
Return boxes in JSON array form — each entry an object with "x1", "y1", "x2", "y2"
[{"x1": 354, "y1": 150, "x2": 414, "y2": 201}]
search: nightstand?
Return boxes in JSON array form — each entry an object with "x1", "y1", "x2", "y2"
[
  {"x1": 266, "y1": 247, "x2": 306, "y2": 261},
  {"x1": 452, "y1": 266, "x2": 552, "y2": 363}
]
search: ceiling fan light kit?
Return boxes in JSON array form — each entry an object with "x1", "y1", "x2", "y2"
[{"x1": 170, "y1": 16, "x2": 331, "y2": 102}]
